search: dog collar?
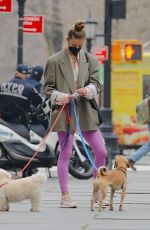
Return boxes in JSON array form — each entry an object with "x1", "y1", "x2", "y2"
[
  {"x1": 117, "y1": 168, "x2": 127, "y2": 176},
  {"x1": 0, "y1": 182, "x2": 8, "y2": 189}
]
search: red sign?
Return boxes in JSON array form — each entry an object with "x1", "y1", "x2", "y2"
[
  {"x1": 94, "y1": 46, "x2": 109, "y2": 64},
  {"x1": 23, "y1": 16, "x2": 43, "y2": 34},
  {"x1": 0, "y1": 0, "x2": 12, "y2": 13}
]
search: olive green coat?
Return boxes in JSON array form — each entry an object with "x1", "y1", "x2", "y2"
[{"x1": 43, "y1": 49, "x2": 101, "y2": 133}]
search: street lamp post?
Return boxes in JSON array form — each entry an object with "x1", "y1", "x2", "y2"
[
  {"x1": 17, "y1": 0, "x2": 26, "y2": 65},
  {"x1": 100, "y1": 0, "x2": 119, "y2": 158},
  {"x1": 95, "y1": 32, "x2": 104, "y2": 47},
  {"x1": 104, "y1": 0, "x2": 111, "y2": 108},
  {"x1": 85, "y1": 17, "x2": 98, "y2": 53}
]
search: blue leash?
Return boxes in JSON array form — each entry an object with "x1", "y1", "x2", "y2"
[{"x1": 71, "y1": 98, "x2": 97, "y2": 170}]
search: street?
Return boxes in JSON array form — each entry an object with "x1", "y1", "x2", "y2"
[
  {"x1": 0, "y1": 159, "x2": 150, "y2": 230},
  {"x1": 0, "y1": 0, "x2": 150, "y2": 229}
]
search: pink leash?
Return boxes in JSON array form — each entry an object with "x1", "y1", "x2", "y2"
[{"x1": 14, "y1": 103, "x2": 66, "y2": 179}]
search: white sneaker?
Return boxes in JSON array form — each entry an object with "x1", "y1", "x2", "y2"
[{"x1": 60, "y1": 195, "x2": 77, "y2": 208}]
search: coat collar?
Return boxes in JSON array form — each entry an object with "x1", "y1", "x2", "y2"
[{"x1": 58, "y1": 49, "x2": 88, "y2": 93}]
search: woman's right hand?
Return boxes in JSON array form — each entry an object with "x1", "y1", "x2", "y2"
[{"x1": 55, "y1": 92, "x2": 70, "y2": 105}]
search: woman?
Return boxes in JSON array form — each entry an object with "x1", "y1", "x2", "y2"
[{"x1": 44, "y1": 21, "x2": 107, "y2": 208}]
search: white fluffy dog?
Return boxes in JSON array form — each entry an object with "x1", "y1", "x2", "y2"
[{"x1": 0, "y1": 168, "x2": 46, "y2": 212}]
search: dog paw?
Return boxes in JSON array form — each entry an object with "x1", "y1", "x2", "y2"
[
  {"x1": 30, "y1": 208, "x2": 40, "y2": 212},
  {"x1": 109, "y1": 207, "x2": 113, "y2": 211}
]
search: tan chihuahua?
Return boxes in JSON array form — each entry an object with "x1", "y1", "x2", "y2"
[{"x1": 91, "y1": 155, "x2": 129, "y2": 212}]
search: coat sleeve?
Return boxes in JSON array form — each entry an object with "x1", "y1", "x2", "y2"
[
  {"x1": 87, "y1": 54, "x2": 101, "y2": 94},
  {"x1": 43, "y1": 58, "x2": 56, "y2": 98}
]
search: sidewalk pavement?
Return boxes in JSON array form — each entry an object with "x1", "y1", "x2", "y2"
[{"x1": 0, "y1": 168, "x2": 150, "y2": 230}]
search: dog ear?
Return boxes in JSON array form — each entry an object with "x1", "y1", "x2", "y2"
[
  {"x1": 126, "y1": 160, "x2": 130, "y2": 168},
  {"x1": 0, "y1": 169, "x2": 12, "y2": 180},
  {"x1": 4, "y1": 172, "x2": 12, "y2": 180},
  {"x1": 4, "y1": 171, "x2": 12, "y2": 180},
  {"x1": 114, "y1": 161, "x2": 117, "y2": 168},
  {"x1": 114, "y1": 156, "x2": 118, "y2": 168}
]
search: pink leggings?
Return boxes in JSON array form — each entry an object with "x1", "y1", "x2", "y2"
[{"x1": 57, "y1": 129, "x2": 107, "y2": 193}]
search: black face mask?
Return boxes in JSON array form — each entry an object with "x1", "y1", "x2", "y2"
[{"x1": 69, "y1": 46, "x2": 81, "y2": 56}]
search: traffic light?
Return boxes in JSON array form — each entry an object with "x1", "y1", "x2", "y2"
[
  {"x1": 124, "y1": 44, "x2": 143, "y2": 61},
  {"x1": 111, "y1": 43, "x2": 122, "y2": 63}
]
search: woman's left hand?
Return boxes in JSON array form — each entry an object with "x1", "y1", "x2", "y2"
[{"x1": 75, "y1": 88, "x2": 87, "y2": 97}]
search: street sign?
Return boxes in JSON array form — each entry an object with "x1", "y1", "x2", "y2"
[
  {"x1": 23, "y1": 15, "x2": 43, "y2": 34},
  {"x1": 0, "y1": 0, "x2": 12, "y2": 13},
  {"x1": 94, "y1": 46, "x2": 109, "y2": 64}
]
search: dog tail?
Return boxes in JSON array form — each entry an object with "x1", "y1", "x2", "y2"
[
  {"x1": 97, "y1": 166, "x2": 108, "y2": 177},
  {"x1": 31, "y1": 173, "x2": 47, "y2": 184}
]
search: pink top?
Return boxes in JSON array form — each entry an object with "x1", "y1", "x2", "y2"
[{"x1": 68, "y1": 52, "x2": 79, "y2": 83}]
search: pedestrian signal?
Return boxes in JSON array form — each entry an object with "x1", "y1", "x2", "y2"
[
  {"x1": 125, "y1": 44, "x2": 143, "y2": 61},
  {"x1": 112, "y1": 43, "x2": 122, "y2": 63}
]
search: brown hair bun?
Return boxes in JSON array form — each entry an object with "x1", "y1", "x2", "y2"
[
  {"x1": 67, "y1": 20, "x2": 86, "y2": 39},
  {"x1": 74, "y1": 21, "x2": 85, "y2": 32}
]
